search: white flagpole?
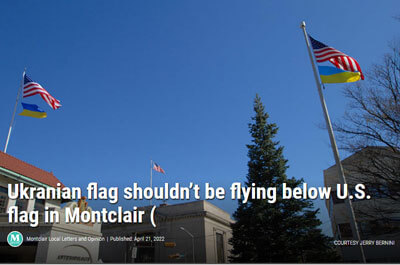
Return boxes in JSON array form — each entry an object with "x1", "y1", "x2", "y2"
[
  {"x1": 4, "y1": 69, "x2": 26, "y2": 153},
  {"x1": 150, "y1": 159, "x2": 153, "y2": 205},
  {"x1": 300, "y1": 21, "x2": 366, "y2": 263}
]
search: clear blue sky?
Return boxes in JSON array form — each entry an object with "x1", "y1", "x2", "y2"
[{"x1": 0, "y1": 0, "x2": 399, "y2": 234}]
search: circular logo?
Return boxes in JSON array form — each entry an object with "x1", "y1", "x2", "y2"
[{"x1": 7, "y1": 231, "x2": 23, "y2": 247}]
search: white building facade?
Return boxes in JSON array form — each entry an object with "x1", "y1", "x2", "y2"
[
  {"x1": 324, "y1": 147, "x2": 400, "y2": 262},
  {"x1": 100, "y1": 200, "x2": 234, "y2": 263}
]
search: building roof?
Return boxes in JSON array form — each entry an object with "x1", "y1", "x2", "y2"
[
  {"x1": 0, "y1": 151, "x2": 64, "y2": 188},
  {"x1": 102, "y1": 200, "x2": 235, "y2": 230},
  {"x1": 324, "y1": 146, "x2": 397, "y2": 172}
]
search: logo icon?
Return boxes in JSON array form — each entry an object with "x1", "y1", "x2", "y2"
[{"x1": 7, "y1": 231, "x2": 23, "y2": 247}]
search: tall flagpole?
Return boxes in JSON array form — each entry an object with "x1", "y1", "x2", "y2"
[
  {"x1": 4, "y1": 69, "x2": 26, "y2": 153},
  {"x1": 300, "y1": 21, "x2": 366, "y2": 263},
  {"x1": 150, "y1": 159, "x2": 153, "y2": 205}
]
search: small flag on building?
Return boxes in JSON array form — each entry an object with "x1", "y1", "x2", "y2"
[
  {"x1": 309, "y1": 35, "x2": 364, "y2": 80},
  {"x1": 18, "y1": 103, "x2": 47, "y2": 119},
  {"x1": 23, "y1": 74, "x2": 61, "y2": 110},
  {"x1": 153, "y1": 162, "x2": 166, "y2": 174}
]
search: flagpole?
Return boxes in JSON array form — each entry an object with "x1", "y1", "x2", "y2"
[
  {"x1": 4, "y1": 69, "x2": 25, "y2": 153},
  {"x1": 300, "y1": 21, "x2": 366, "y2": 263},
  {"x1": 150, "y1": 159, "x2": 153, "y2": 205}
]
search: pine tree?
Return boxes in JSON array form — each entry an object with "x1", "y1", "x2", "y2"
[{"x1": 229, "y1": 95, "x2": 340, "y2": 263}]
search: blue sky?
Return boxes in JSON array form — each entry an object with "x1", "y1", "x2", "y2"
[{"x1": 0, "y1": 1, "x2": 399, "y2": 234}]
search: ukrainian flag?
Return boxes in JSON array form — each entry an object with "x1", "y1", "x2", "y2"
[
  {"x1": 318, "y1": 66, "x2": 361, "y2": 84},
  {"x1": 19, "y1": 103, "x2": 47, "y2": 118}
]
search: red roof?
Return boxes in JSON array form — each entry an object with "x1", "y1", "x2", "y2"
[{"x1": 0, "y1": 151, "x2": 64, "y2": 188}]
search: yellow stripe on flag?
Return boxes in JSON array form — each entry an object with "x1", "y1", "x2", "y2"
[
  {"x1": 19, "y1": 109, "x2": 47, "y2": 119},
  {"x1": 320, "y1": 71, "x2": 361, "y2": 83}
]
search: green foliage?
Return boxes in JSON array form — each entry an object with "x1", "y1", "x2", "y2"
[{"x1": 229, "y1": 95, "x2": 340, "y2": 263}]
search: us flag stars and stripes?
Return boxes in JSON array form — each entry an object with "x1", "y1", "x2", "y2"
[
  {"x1": 23, "y1": 74, "x2": 61, "y2": 110},
  {"x1": 308, "y1": 35, "x2": 364, "y2": 80},
  {"x1": 153, "y1": 162, "x2": 166, "y2": 174}
]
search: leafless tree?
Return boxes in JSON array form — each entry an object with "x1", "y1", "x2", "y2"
[{"x1": 334, "y1": 44, "x2": 400, "y2": 224}]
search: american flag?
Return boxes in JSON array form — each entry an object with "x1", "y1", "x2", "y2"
[
  {"x1": 153, "y1": 162, "x2": 165, "y2": 174},
  {"x1": 309, "y1": 35, "x2": 364, "y2": 80},
  {"x1": 23, "y1": 74, "x2": 61, "y2": 110}
]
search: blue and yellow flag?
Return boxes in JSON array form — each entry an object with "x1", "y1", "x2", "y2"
[
  {"x1": 19, "y1": 103, "x2": 47, "y2": 119},
  {"x1": 318, "y1": 66, "x2": 361, "y2": 84}
]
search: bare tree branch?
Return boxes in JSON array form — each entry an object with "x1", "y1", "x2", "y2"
[{"x1": 333, "y1": 44, "x2": 400, "y2": 219}]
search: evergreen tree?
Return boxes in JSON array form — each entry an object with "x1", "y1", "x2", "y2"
[{"x1": 229, "y1": 95, "x2": 340, "y2": 263}]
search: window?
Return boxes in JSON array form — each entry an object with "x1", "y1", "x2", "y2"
[
  {"x1": 358, "y1": 221, "x2": 372, "y2": 236},
  {"x1": 216, "y1": 233, "x2": 225, "y2": 263},
  {"x1": 388, "y1": 183, "x2": 400, "y2": 196},
  {"x1": 338, "y1": 223, "x2": 352, "y2": 239},
  {"x1": 367, "y1": 219, "x2": 400, "y2": 235},
  {"x1": 367, "y1": 185, "x2": 390, "y2": 199},
  {"x1": 0, "y1": 186, "x2": 8, "y2": 213},
  {"x1": 134, "y1": 232, "x2": 155, "y2": 263},
  {"x1": 34, "y1": 199, "x2": 45, "y2": 212},
  {"x1": 15, "y1": 199, "x2": 28, "y2": 211}
]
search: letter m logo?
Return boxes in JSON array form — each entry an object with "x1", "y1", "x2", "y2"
[
  {"x1": 11, "y1": 234, "x2": 20, "y2": 241},
  {"x1": 7, "y1": 231, "x2": 23, "y2": 247}
]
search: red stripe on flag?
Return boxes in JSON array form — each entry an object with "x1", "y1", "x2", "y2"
[{"x1": 310, "y1": 36, "x2": 364, "y2": 79}]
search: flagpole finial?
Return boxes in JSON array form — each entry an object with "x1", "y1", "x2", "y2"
[{"x1": 300, "y1": 21, "x2": 306, "y2": 28}]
